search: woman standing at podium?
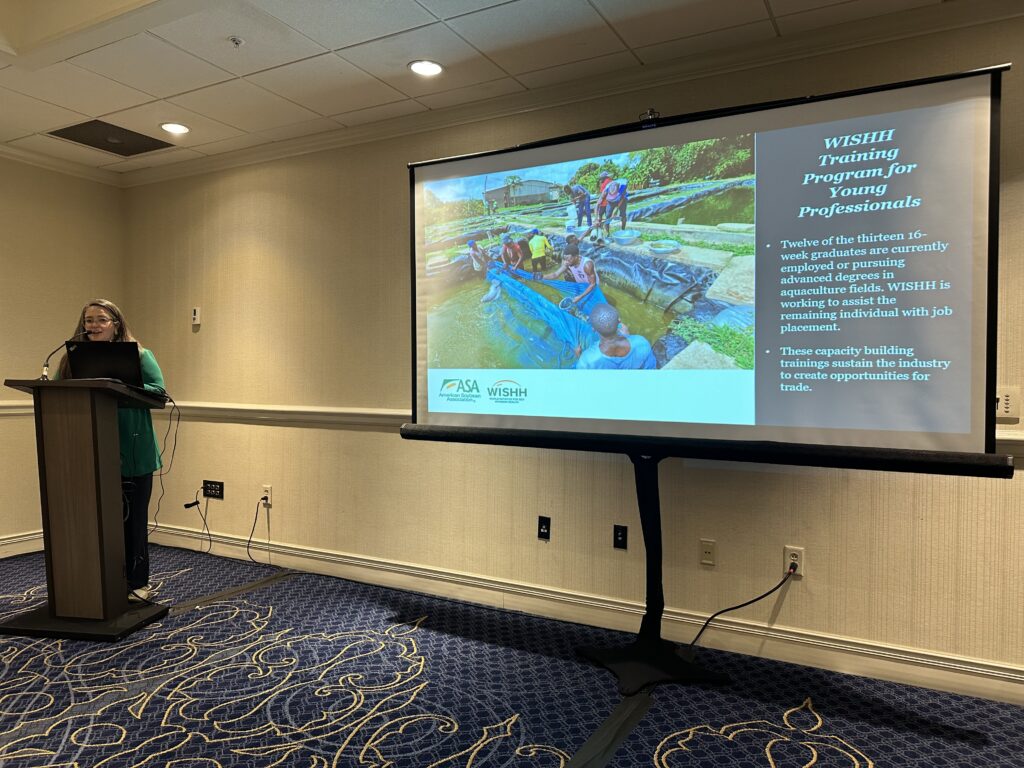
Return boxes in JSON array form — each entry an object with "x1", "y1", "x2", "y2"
[{"x1": 57, "y1": 299, "x2": 165, "y2": 602}]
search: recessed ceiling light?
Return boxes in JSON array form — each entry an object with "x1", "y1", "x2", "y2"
[
  {"x1": 160, "y1": 122, "x2": 190, "y2": 135},
  {"x1": 409, "y1": 60, "x2": 443, "y2": 77}
]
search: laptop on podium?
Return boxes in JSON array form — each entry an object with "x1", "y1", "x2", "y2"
[{"x1": 65, "y1": 340, "x2": 145, "y2": 388}]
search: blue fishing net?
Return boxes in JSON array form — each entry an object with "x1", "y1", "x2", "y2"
[{"x1": 481, "y1": 267, "x2": 605, "y2": 368}]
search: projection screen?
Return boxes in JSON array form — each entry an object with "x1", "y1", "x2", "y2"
[{"x1": 408, "y1": 69, "x2": 1005, "y2": 463}]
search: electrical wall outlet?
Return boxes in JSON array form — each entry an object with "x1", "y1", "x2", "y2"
[
  {"x1": 613, "y1": 524, "x2": 628, "y2": 550},
  {"x1": 996, "y1": 385, "x2": 1021, "y2": 424},
  {"x1": 699, "y1": 538, "x2": 717, "y2": 566},
  {"x1": 783, "y1": 545, "x2": 805, "y2": 578},
  {"x1": 538, "y1": 516, "x2": 551, "y2": 541},
  {"x1": 262, "y1": 484, "x2": 272, "y2": 507},
  {"x1": 202, "y1": 480, "x2": 224, "y2": 499}
]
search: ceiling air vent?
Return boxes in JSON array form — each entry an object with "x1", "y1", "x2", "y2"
[{"x1": 48, "y1": 120, "x2": 174, "y2": 157}]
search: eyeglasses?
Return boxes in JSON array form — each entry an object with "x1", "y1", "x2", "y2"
[{"x1": 84, "y1": 316, "x2": 114, "y2": 326}]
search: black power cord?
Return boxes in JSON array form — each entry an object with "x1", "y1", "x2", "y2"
[
  {"x1": 198, "y1": 497, "x2": 212, "y2": 553},
  {"x1": 179, "y1": 488, "x2": 212, "y2": 552},
  {"x1": 150, "y1": 396, "x2": 181, "y2": 533},
  {"x1": 246, "y1": 495, "x2": 271, "y2": 564},
  {"x1": 688, "y1": 561, "x2": 799, "y2": 648}
]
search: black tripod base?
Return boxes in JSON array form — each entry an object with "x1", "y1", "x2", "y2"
[{"x1": 578, "y1": 639, "x2": 730, "y2": 696}]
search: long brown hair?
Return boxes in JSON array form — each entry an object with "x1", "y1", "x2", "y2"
[{"x1": 57, "y1": 299, "x2": 137, "y2": 378}]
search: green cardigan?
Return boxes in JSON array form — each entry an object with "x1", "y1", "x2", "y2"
[
  {"x1": 120, "y1": 347, "x2": 166, "y2": 477},
  {"x1": 57, "y1": 347, "x2": 166, "y2": 477}
]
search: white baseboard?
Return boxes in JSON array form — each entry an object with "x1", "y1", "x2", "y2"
[
  {"x1": 0, "y1": 531, "x2": 43, "y2": 558},
  {"x1": 138, "y1": 525, "x2": 1024, "y2": 705}
]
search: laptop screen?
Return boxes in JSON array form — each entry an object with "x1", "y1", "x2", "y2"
[{"x1": 65, "y1": 341, "x2": 144, "y2": 388}]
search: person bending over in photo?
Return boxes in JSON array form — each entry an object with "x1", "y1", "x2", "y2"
[
  {"x1": 56, "y1": 298, "x2": 166, "y2": 603},
  {"x1": 597, "y1": 176, "x2": 629, "y2": 233},
  {"x1": 499, "y1": 234, "x2": 523, "y2": 271},
  {"x1": 527, "y1": 228, "x2": 554, "y2": 276},
  {"x1": 467, "y1": 240, "x2": 489, "y2": 278},
  {"x1": 575, "y1": 302, "x2": 656, "y2": 370},
  {"x1": 537, "y1": 236, "x2": 598, "y2": 307},
  {"x1": 564, "y1": 183, "x2": 592, "y2": 227}
]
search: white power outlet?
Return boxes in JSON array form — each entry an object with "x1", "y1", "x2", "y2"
[
  {"x1": 699, "y1": 538, "x2": 717, "y2": 566},
  {"x1": 996, "y1": 386, "x2": 1021, "y2": 424},
  {"x1": 783, "y1": 545, "x2": 805, "y2": 578},
  {"x1": 261, "y1": 484, "x2": 272, "y2": 507}
]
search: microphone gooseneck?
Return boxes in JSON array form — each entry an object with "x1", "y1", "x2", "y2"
[{"x1": 40, "y1": 330, "x2": 91, "y2": 381}]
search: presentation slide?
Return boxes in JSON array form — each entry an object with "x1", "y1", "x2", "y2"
[{"x1": 411, "y1": 74, "x2": 995, "y2": 453}]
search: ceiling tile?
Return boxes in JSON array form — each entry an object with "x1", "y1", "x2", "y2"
[
  {"x1": 257, "y1": 117, "x2": 344, "y2": 140},
  {"x1": 591, "y1": 0, "x2": 769, "y2": 48},
  {"x1": 0, "y1": 125, "x2": 33, "y2": 143},
  {"x1": 103, "y1": 100, "x2": 243, "y2": 146},
  {"x1": 0, "y1": 87, "x2": 87, "y2": 141},
  {"x1": 776, "y1": 0, "x2": 940, "y2": 35},
  {"x1": 169, "y1": 79, "x2": 320, "y2": 131},
  {"x1": 769, "y1": 0, "x2": 852, "y2": 15},
  {"x1": 338, "y1": 23, "x2": 506, "y2": 97},
  {"x1": 247, "y1": 53, "x2": 405, "y2": 116},
  {"x1": 0, "y1": 62, "x2": 152, "y2": 116},
  {"x1": 149, "y1": 0, "x2": 326, "y2": 76},
  {"x1": 192, "y1": 133, "x2": 273, "y2": 155},
  {"x1": 634, "y1": 20, "x2": 777, "y2": 64},
  {"x1": 8, "y1": 134, "x2": 122, "y2": 167},
  {"x1": 70, "y1": 33, "x2": 234, "y2": 98},
  {"x1": 416, "y1": 77, "x2": 525, "y2": 109},
  {"x1": 331, "y1": 99, "x2": 427, "y2": 127},
  {"x1": 100, "y1": 147, "x2": 206, "y2": 172},
  {"x1": 447, "y1": 0, "x2": 624, "y2": 75},
  {"x1": 516, "y1": 51, "x2": 641, "y2": 89},
  {"x1": 249, "y1": 0, "x2": 437, "y2": 49},
  {"x1": 415, "y1": 0, "x2": 508, "y2": 18}
]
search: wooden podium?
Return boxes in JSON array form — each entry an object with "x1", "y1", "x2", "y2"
[{"x1": 2, "y1": 378, "x2": 168, "y2": 640}]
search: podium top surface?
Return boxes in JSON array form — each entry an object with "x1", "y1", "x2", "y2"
[{"x1": 4, "y1": 378, "x2": 167, "y2": 409}]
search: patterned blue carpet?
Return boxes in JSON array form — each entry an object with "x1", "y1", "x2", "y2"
[{"x1": 0, "y1": 544, "x2": 1021, "y2": 766}]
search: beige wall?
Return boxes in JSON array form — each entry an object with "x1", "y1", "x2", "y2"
[
  {"x1": 0, "y1": 157, "x2": 125, "y2": 537},
  {"x1": 3, "y1": 17, "x2": 1023, "y2": 698}
]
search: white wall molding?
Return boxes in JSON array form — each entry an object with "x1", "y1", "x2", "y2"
[
  {"x1": 0, "y1": 531, "x2": 42, "y2": 558},
  {"x1": 996, "y1": 432, "x2": 1024, "y2": 458},
  {"x1": 165, "y1": 401, "x2": 409, "y2": 430},
  {"x1": 149, "y1": 525, "x2": 1024, "y2": 705},
  {"x1": 0, "y1": 400, "x2": 33, "y2": 417},
  {"x1": 14, "y1": 398, "x2": 1024, "y2": 455},
  {"x1": 0, "y1": 144, "x2": 121, "y2": 186}
]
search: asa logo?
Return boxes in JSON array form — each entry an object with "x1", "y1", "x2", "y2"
[
  {"x1": 488, "y1": 378, "x2": 528, "y2": 404},
  {"x1": 438, "y1": 378, "x2": 481, "y2": 402},
  {"x1": 440, "y1": 378, "x2": 479, "y2": 394}
]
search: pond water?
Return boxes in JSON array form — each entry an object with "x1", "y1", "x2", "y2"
[
  {"x1": 426, "y1": 274, "x2": 680, "y2": 369},
  {"x1": 649, "y1": 186, "x2": 754, "y2": 226}
]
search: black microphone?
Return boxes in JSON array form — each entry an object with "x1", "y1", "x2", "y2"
[{"x1": 40, "y1": 330, "x2": 91, "y2": 381}]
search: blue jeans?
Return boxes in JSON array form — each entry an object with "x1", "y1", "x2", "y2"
[{"x1": 575, "y1": 196, "x2": 592, "y2": 227}]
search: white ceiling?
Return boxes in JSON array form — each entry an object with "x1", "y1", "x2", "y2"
[{"x1": 0, "y1": 0, "x2": 1007, "y2": 178}]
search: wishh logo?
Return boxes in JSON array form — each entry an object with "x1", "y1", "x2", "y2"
[
  {"x1": 487, "y1": 379, "x2": 528, "y2": 404},
  {"x1": 438, "y1": 378, "x2": 481, "y2": 402}
]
